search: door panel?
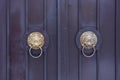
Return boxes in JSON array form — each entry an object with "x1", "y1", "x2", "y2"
[
  {"x1": 58, "y1": 0, "x2": 79, "y2": 80},
  {"x1": 98, "y1": 0, "x2": 115, "y2": 80},
  {"x1": 28, "y1": 0, "x2": 43, "y2": 25},
  {"x1": 9, "y1": 0, "x2": 26, "y2": 80},
  {"x1": 0, "y1": 0, "x2": 119, "y2": 80},
  {"x1": 27, "y1": 0, "x2": 44, "y2": 80},
  {"x1": 0, "y1": 0, "x2": 7, "y2": 80},
  {"x1": 46, "y1": 0, "x2": 58, "y2": 80},
  {"x1": 116, "y1": 0, "x2": 120, "y2": 80},
  {"x1": 78, "y1": 0, "x2": 97, "y2": 80}
]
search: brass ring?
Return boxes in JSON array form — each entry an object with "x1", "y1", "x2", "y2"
[
  {"x1": 29, "y1": 47, "x2": 43, "y2": 58},
  {"x1": 82, "y1": 47, "x2": 96, "y2": 58}
]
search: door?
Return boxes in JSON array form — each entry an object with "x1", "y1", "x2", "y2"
[{"x1": 0, "y1": 0, "x2": 120, "y2": 80}]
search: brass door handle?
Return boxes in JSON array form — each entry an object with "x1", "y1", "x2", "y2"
[
  {"x1": 76, "y1": 28, "x2": 102, "y2": 58},
  {"x1": 80, "y1": 31, "x2": 97, "y2": 49},
  {"x1": 80, "y1": 31, "x2": 97, "y2": 57},
  {"x1": 27, "y1": 32, "x2": 45, "y2": 58}
]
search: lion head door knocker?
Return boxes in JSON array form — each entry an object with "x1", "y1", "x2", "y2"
[
  {"x1": 80, "y1": 31, "x2": 97, "y2": 57},
  {"x1": 76, "y1": 28, "x2": 102, "y2": 58},
  {"x1": 27, "y1": 32, "x2": 45, "y2": 58}
]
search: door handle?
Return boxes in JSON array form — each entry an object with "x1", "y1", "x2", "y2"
[
  {"x1": 27, "y1": 32, "x2": 45, "y2": 58},
  {"x1": 76, "y1": 27, "x2": 102, "y2": 58},
  {"x1": 80, "y1": 31, "x2": 97, "y2": 57}
]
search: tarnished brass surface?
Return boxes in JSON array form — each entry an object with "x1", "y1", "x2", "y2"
[
  {"x1": 27, "y1": 32, "x2": 44, "y2": 49},
  {"x1": 80, "y1": 31, "x2": 97, "y2": 49}
]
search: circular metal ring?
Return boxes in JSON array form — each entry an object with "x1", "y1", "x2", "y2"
[
  {"x1": 29, "y1": 47, "x2": 43, "y2": 58},
  {"x1": 82, "y1": 47, "x2": 96, "y2": 58}
]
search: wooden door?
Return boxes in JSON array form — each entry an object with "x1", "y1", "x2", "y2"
[{"x1": 0, "y1": 0, "x2": 120, "y2": 80}]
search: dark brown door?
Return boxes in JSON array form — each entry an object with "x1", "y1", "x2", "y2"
[{"x1": 0, "y1": 0, "x2": 120, "y2": 80}]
